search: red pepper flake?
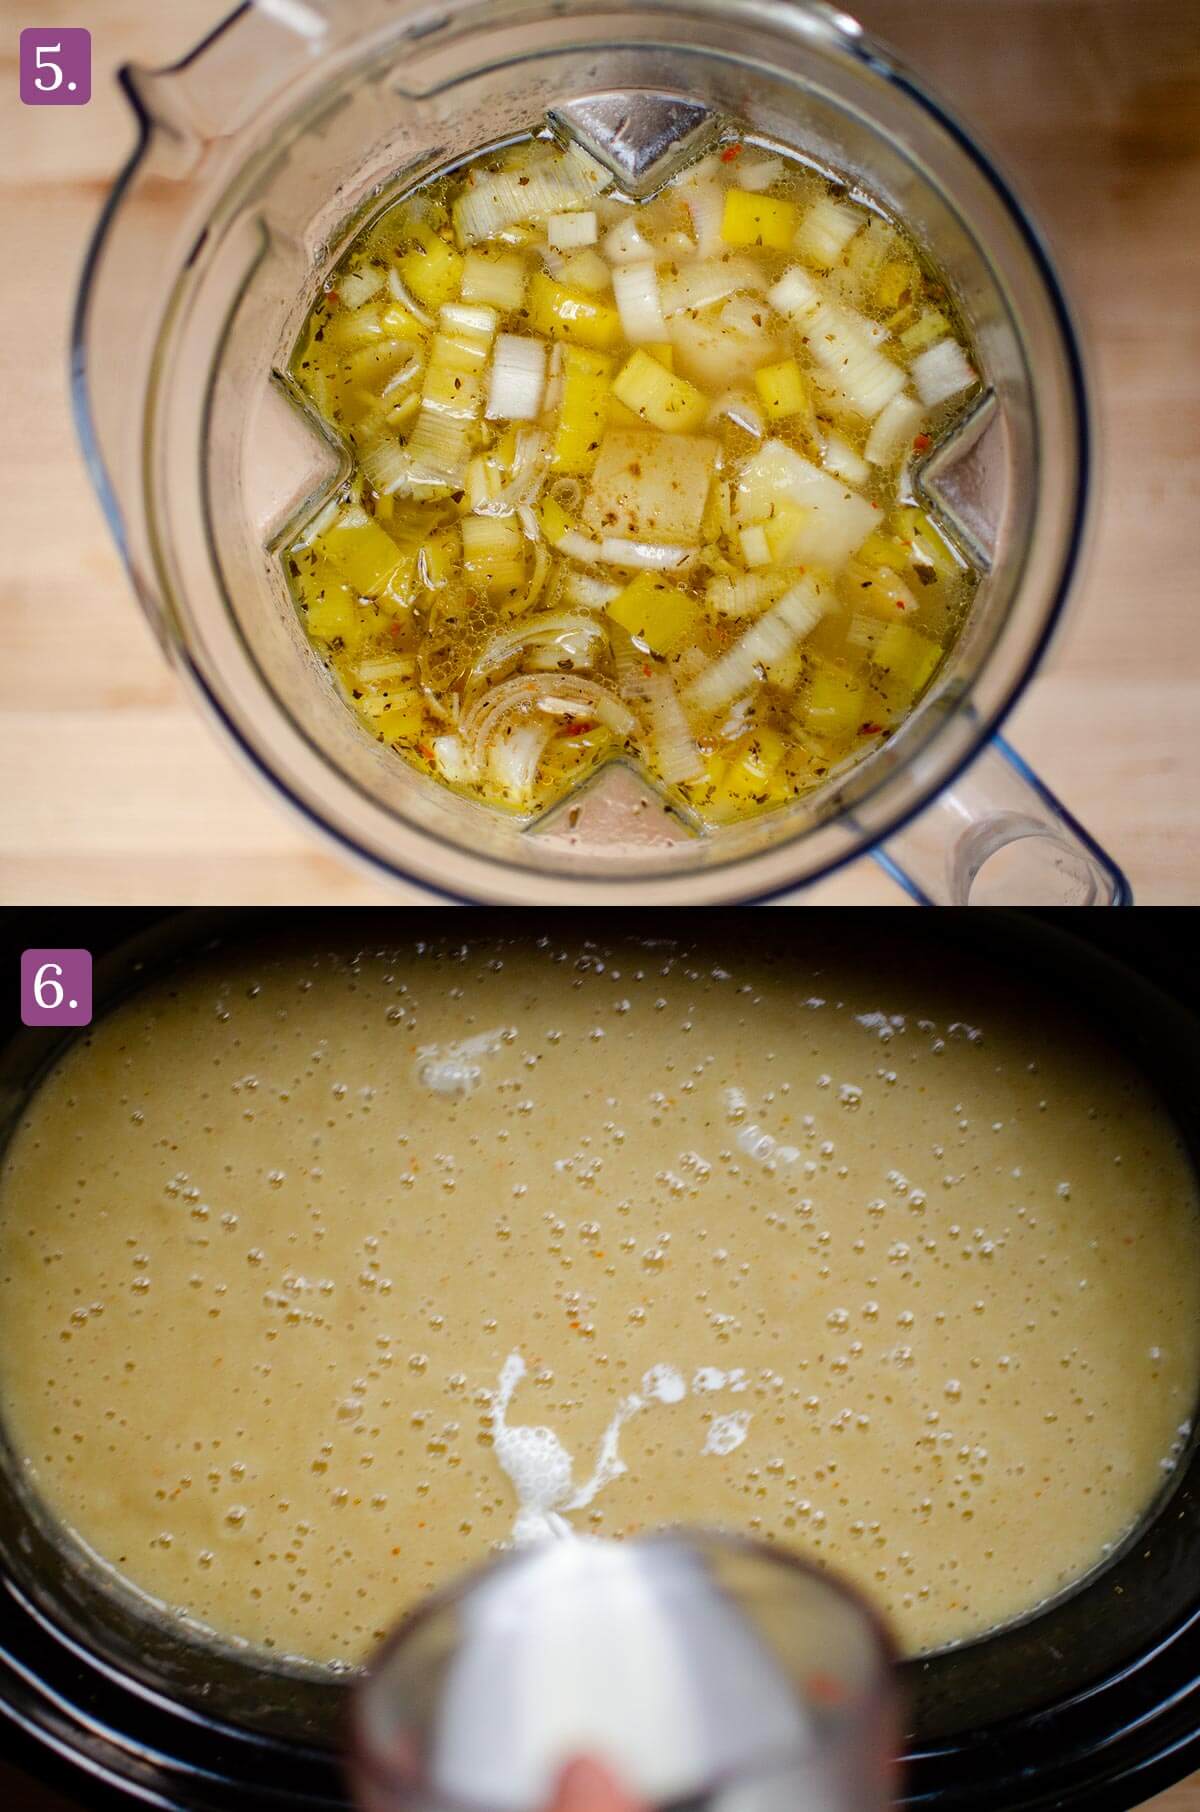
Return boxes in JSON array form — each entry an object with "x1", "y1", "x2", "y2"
[
  {"x1": 560, "y1": 718, "x2": 595, "y2": 736},
  {"x1": 913, "y1": 433, "x2": 932, "y2": 453},
  {"x1": 418, "y1": 741, "x2": 436, "y2": 762},
  {"x1": 860, "y1": 721, "x2": 886, "y2": 735},
  {"x1": 720, "y1": 143, "x2": 742, "y2": 163}
]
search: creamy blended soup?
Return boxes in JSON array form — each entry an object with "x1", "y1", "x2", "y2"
[{"x1": 0, "y1": 929, "x2": 1197, "y2": 1667}]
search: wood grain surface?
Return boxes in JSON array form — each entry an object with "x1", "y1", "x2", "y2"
[{"x1": 1, "y1": 0, "x2": 1198, "y2": 903}]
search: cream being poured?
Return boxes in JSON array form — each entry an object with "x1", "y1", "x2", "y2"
[{"x1": 490, "y1": 1352, "x2": 749, "y2": 1544}]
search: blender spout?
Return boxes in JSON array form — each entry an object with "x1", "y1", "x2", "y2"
[{"x1": 549, "y1": 92, "x2": 720, "y2": 194}]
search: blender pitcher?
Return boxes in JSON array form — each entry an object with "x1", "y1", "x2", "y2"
[{"x1": 73, "y1": 0, "x2": 1128, "y2": 905}]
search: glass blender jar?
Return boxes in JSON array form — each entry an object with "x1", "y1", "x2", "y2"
[{"x1": 74, "y1": 0, "x2": 1128, "y2": 905}]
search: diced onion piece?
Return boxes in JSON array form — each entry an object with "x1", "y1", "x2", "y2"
[
  {"x1": 735, "y1": 438, "x2": 877, "y2": 571},
  {"x1": 660, "y1": 257, "x2": 763, "y2": 317},
  {"x1": 465, "y1": 453, "x2": 503, "y2": 512},
  {"x1": 612, "y1": 348, "x2": 708, "y2": 433},
  {"x1": 685, "y1": 577, "x2": 831, "y2": 715},
  {"x1": 355, "y1": 653, "x2": 417, "y2": 686},
  {"x1": 845, "y1": 560, "x2": 918, "y2": 618},
  {"x1": 822, "y1": 431, "x2": 870, "y2": 486},
  {"x1": 381, "y1": 355, "x2": 424, "y2": 400},
  {"x1": 385, "y1": 266, "x2": 435, "y2": 325},
  {"x1": 555, "y1": 527, "x2": 604, "y2": 565},
  {"x1": 736, "y1": 156, "x2": 784, "y2": 194},
  {"x1": 675, "y1": 152, "x2": 723, "y2": 187},
  {"x1": 461, "y1": 673, "x2": 636, "y2": 759},
  {"x1": 684, "y1": 185, "x2": 726, "y2": 257},
  {"x1": 911, "y1": 338, "x2": 977, "y2": 406},
  {"x1": 488, "y1": 719, "x2": 554, "y2": 803},
  {"x1": 605, "y1": 218, "x2": 653, "y2": 265},
  {"x1": 548, "y1": 210, "x2": 598, "y2": 249},
  {"x1": 337, "y1": 265, "x2": 384, "y2": 309},
  {"x1": 563, "y1": 570, "x2": 621, "y2": 608},
  {"x1": 596, "y1": 537, "x2": 693, "y2": 571},
  {"x1": 865, "y1": 391, "x2": 925, "y2": 466},
  {"x1": 558, "y1": 249, "x2": 612, "y2": 293},
  {"x1": 459, "y1": 248, "x2": 527, "y2": 310},
  {"x1": 475, "y1": 427, "x2": 548, "y2": 513},
  {"x1": 795, "y1": 196, "x2": 863, "y2": 268},
  {"x1": 706, "y1": 571, "x2": 780, "y2": 615},
  {"x1": 486, "y1": 333, "x2": 547, "y2": 420},
  {"x1": 432, "y1": 734, "x2": 479, "y2": 785},
  {"x1": 362, "y1": 435, "x2": 449, "y2": 499},
  {"x1": 613, "y1": 634, "x2": 704, "y2": 784},
  {"x1": 453, "y1": 150, "x2": 610, "y2": 244},
  {"x1": 440, "y1": 301, "x2": 498, "y2": 343},
  {"x1": 767, "y1": 265, "x2": 821, "y2": 322},
  {"x1": 471, "y1": 611, "x2": 607, "y2": 683},
  {"x1": 846, "y1": 611, "x2": 886, "y2": 655},
  {"x1": 462, "y1": 512, "x2": 527, "y2": 593},
  {"x1": 740, "y1": 525, "x2": 771, "y2": 568},
  {"x1": 612, "y1": 261, "x2": 669, "y2": 343},
  {"x1": 802, "y1": 301, "x2": 907, "y2": 419},
  {"x1": 706, "y1": 389, "x2": 764, "y2": 439}
]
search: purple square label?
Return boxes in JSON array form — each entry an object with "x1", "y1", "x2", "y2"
[
  {"x1": 20, "y1": 28, "x2": 90, "y2": 105},
  {"x1": 21, "y1": 950, "x2": 93, "y2": 1028}
]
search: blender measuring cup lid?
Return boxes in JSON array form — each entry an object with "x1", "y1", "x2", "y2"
[{"x1": 355, "y1": 1532, "x2": 895, "y2": 1812}]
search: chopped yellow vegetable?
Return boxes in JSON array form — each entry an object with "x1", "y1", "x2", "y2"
[
  {"x1": 753, "y1": 358, "x2": 810, "y2": 422},
  {"x1": 321, "y1": 506, "x2": 406, "y2": 595},
  {"x1": 891, "y1": 505, "x2": 962, "y2": 580},
  {"x1": 644, "y1": 343, "x2": 675, "y2": 371},
  {"x1": 871, "y1": 622, "x2": 942, "y2": 695},
  {"x1": 800, "y1": 657, "x2": 866, "y2": 740},
  {"x1": 721, "y1": 189, "x2": 798, "y2": 251},
  {"x1": 762, "y1": 503, "x2": 810, "y2": 563},
  {"x1": 357, "y1": 688, "x2": 428, "y2": 743},
  {"x1": 876, "y1": 259, "x2": 918, "y2": 313},
  {"x1": 844, "y1": 560, "x2": 917, "y2": 619},
  {"x1": 607, "y1": 396, "x2": 649, "y2": 431},
  {"x1": 719, "y1": 728, "x2": 791, "y2": 805},
  {"x1": 527, "y1": 272, "x2": 622, "y2": 351},
  {"x1": 551, "y1": 347, "x2": 613, "y2": 474},
  {"x1": 378, "y1": 302, "x2": 427, "y2": 342},
  {"x1": 606, "y1": 572, "x2": 702, "y2": 656},
  {"x1": 397, "y1": 223, "x2": 463, "y2": 311},
  {"x1": 899, "y1": 308, "x2": 950, "y2": 355},
  {"x1": 855, "y1": 528, "x2": 912, "y2": 571},
  {"x1": 536, "y1": 495, "x2": 574, "y2": 547},
  {"x1": 305, "y1": 589, "x2": 355, "y2": 644},
  {"x1": 612, "y1": 349, "x2": 708, "y2": 433}
]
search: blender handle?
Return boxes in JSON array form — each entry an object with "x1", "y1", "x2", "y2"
[{"x1": 874, "y1": 736, "x2": 1131, "y2": 905}]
